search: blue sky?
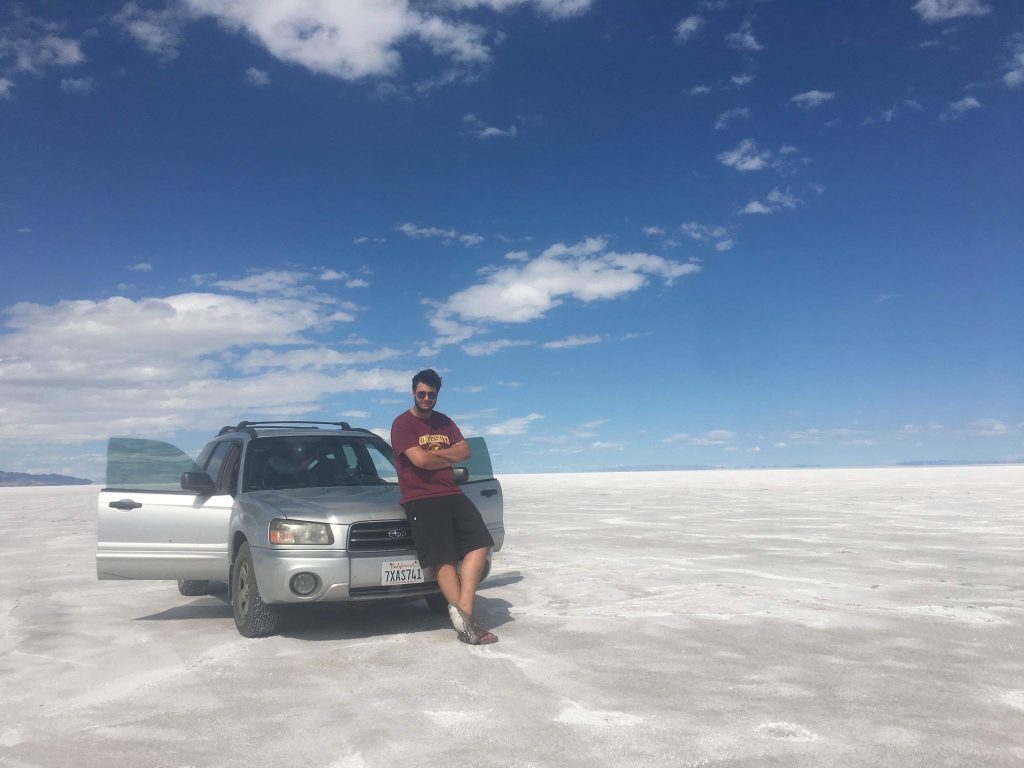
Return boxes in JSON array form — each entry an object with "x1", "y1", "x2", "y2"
[{"x1": 1, "y1": 0, "x2": 1022, "y2": 478}]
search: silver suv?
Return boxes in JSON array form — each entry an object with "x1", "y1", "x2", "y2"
[{"x1": 96, "y1": 421, "x2": 504, "y2": 637}]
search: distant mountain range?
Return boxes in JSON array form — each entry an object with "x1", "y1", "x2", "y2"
[{"x1": 0, "y1": 471, "x2": 93, "y2": 487}]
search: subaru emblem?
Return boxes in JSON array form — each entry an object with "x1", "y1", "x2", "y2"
[{"x1": 387, "y1": 529, "x2": 405, "y2": 539}]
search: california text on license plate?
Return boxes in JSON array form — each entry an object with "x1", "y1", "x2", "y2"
[{"x1": 382, "y1": 559, "x2": 424, "y2": 585}]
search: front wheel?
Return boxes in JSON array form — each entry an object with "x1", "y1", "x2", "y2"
[{"x1": 232, "y1": 542, "x2": 278, "y2": 638}]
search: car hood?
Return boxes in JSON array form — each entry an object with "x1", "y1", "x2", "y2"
[{"x1": 246, "y1": 485, "x2": 404, "y2": 524}]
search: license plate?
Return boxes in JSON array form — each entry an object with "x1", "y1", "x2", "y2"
[{"x1": 382, "y1": 559, "x2": 424, "y2": 585}]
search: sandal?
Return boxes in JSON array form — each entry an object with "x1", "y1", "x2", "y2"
[{"x1": 448, "y1": 604, "x2": 498, "y2": 645}]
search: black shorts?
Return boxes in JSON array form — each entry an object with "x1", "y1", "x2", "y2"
[{"x1": 402, "y1": 493, "x2": 494, "y2": 570}]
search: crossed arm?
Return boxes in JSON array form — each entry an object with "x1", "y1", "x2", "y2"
[{"x1": 402, "y1": 440, "x2": 470, "y2": 470}]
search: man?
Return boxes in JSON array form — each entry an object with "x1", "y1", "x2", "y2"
[{"x1": 390, "y1": 369, "x2": 498, "y2": 645}]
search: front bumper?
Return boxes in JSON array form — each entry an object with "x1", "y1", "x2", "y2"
[{"x1": 249, "y1": 545, "x2": 444, "y2": 604}]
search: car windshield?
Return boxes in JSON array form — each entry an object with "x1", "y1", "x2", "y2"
[{"x1": 243, "y1": 435, "x2": 397, "y2": 491}]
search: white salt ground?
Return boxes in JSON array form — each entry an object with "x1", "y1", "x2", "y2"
[{"x1": 1, "y1": 466, "x2": 1023, "y2": 767}]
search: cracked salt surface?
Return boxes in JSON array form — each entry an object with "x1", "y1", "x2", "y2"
[
  {"x1": 755, "y1": 721, "x2": 819, "y2": 741},
  {"x1": 1, "y1": 468, "x2": 1023, "y2": 767}
]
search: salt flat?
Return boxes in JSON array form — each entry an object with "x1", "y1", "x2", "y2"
[{"x1": 1, "y1": 466, "x2": 1022, "y2": 767}]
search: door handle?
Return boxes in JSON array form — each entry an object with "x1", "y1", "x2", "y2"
[
  {"x1": 109, "y1": 499, "x2": 143, "y2": 510},
  {"x1": 480, "y1": 489, "x2": 498, "y2": 497}
]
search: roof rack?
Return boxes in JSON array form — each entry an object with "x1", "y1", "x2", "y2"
[{"x1": 217, "y1": 420, "x2": 352, "y2": 436}]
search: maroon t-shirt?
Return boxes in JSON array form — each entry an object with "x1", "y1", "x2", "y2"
[{"x1": 390, "y1": 409, "x2": 466, "y2": 504}]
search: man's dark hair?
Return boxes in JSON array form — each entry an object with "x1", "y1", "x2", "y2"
[{"x1": 412, "y1": 368, "x2": 442, "y2": 391}]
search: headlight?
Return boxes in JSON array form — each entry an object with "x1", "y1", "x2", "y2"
[{"x1": 269, "y1": 519, "x2": 334, "y2": 545}]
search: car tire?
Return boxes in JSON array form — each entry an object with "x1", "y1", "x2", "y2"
[
  {"x1": 232, "y1": 542, "x2": 278, "y2": 638},
  {"x1": 425, "y1": 592, "x2": 449, "y2": 614},
  {"x1": 177, "y1": 579, "x2": 209, "y2": 596}
]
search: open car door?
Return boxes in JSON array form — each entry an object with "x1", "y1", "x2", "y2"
[
  {"x1": 96, "y1": 438, "x2": 234, "y2": 581},
  {"x1": 456, "y1": 437, "x2": 504, "y2": 551}
]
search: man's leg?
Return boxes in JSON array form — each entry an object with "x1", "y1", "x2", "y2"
[
  {"x1": 435, "y1": 561, "x2": 461, "y2": 606},
  {"x1": 456, "y1": 546, "x2": 490, "y2": 615}
]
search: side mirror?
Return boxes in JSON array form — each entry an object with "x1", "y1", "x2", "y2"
[
  {"x1": 452, "y1": 466, "x2": 469, "y2": 484},
  {"x1": 181, "y1": 471, "x2": 216, "y2": 495}
]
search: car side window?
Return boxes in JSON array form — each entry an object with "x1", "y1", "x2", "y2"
[
  {"x1": 203, "y1": 441, "x2": 237, "y2": 494},
  {"x1": 219, "y1": 444, "x2": 242, "y2": 496}
]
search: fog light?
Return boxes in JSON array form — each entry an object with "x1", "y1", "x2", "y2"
[{"x1": 290, "y1": 572, "x2": 319, "y2": 596}]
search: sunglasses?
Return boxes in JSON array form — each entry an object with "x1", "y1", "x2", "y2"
[{"x1": 415, "y1": 391, "x2": 438, "y2": 400}]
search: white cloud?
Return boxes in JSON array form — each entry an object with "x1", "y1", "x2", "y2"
[
  {"x1": 214, "y1": 269, "x2": 311, "y2": 295},
  {"x1": 4, "y1": 34, "x2": 84, "y2": 74},
  {"x1": 245, "y1": 66, "x2": 271, "y2": 86},
  {"x1": 739, "y1": 187, "x2": 802, "y2": 215},
  {"x1": 785, "y1": 427, "x2": 874, "y2": 445},
  {"x1": 714, "y1": 106, "x2": 750, "y2": 130},
  {"x1": 346, "y1": 278, "x2": 370, "y2": 288},
  {"x1": 718, "y1": 138, "x2": 772, "y2": 171},
  {"x1": 182, "y1": 0, "x2": 490, "y2": 81},
  {"x1": 767, "y1": 188, "x2": 801, "y2": 208},
  {"x1": 791, "y1": 90, "x2": 835, "y2": 109},
  {"x1": 674, "y1": 15, "x2": 705, "y2": 43},
  {"x1": 235, "y1": 346, "x2": 401, "y2": 372},
  {"x1": 680, "y1": 222, "x2": 732, "y2": 252},
  {"x1": 60, "y1": 77, "x2": 94, "y2": 94},
  {"x1": 444, "y1": 0, "x2": 592, "y2": 18},
  {"x1": 642, "y1": 226, "x2": 666, "y2": 236},
  {"x1": 485, "y1": 413, "x2": 543, "y2": 436},
  {"x1": 664, "y1": 430, "x2": 735, "y2": 446},
  {"x1": 940, "y1": 95, "x2": 980, "y2": 120},
  {"x1": 463, "y1": 339, "x2": 532, "y2": 356},
  {"x1": 965, "y1": 418, "x2": 1008, "y2": 437},
  {"x1": 897, "y1": 422, "x2": 943, "y2": 436},
  {"x1": 725, "y1": 21, "x2": 763, "y2": 51},
  {"x1": 731, "y1": 73, "x2": 755, "y2": 87},
  {"x1": 689, "y1": 84, "x2": 712, "y2": 96},
  {"x1": 912, "y1": 0, "x2": 990, "y2": 23},
  {"x1": 718, "y1": 141, "x2": 805, "y2": 174},
  {"x1": 397, "y1": 222, "x2": 483, "y2": 246},
  {"x1": 113, "y1": 2, "x2": 187, "y2": 61},
  {"x1": 866, "y1": 100, "x2": 921, "y2": 125},
  {"x1": 339, "y1": 410, "x2": 370, "y2": 419},
  {"x1": 739, "y1": 201, "x2": 772, "y2": 215},
  {"x1": 463, "y1": 113, "x2": 517, "y2": 139},
  {"x1": 1005, "y1": 39, "x2": 1024, "y2": 87},
  {"x1": 0, "y1": 290, "x2": 408, "y2": 442},
  {"x1": 424, "y1": 237, "x2": 700, "y2": 348},
  {"x1": 127, "y1": 262, "x2": 153, "y2": 272},
  {"x1": 0, "y1": 77, "x2": 12, "y2": 98},
  {"x1": 542, "y1": 334, "x2": 602, "y2": 349}
]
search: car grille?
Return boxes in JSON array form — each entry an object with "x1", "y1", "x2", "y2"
[{"x1": 348, "y1": 520, "x2": 414, "y2": 552}]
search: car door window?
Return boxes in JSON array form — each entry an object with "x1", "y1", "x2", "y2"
[
  {"x1": 105, "y1": 437, "x2": 199, "y2": 492},
  {"x1": 217, "y1": 443, "x2": 242, "y2": 496},
  {"x1": 203, "y1": 442, "x2": 236, "y2": 493},
  {"x1": 459, "y1": 437, "x2": 494, "y2": 481}
]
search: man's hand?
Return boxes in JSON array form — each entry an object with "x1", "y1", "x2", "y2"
[{"x1": 404, "y1": 440, "x2": 470, "y2": 470}]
